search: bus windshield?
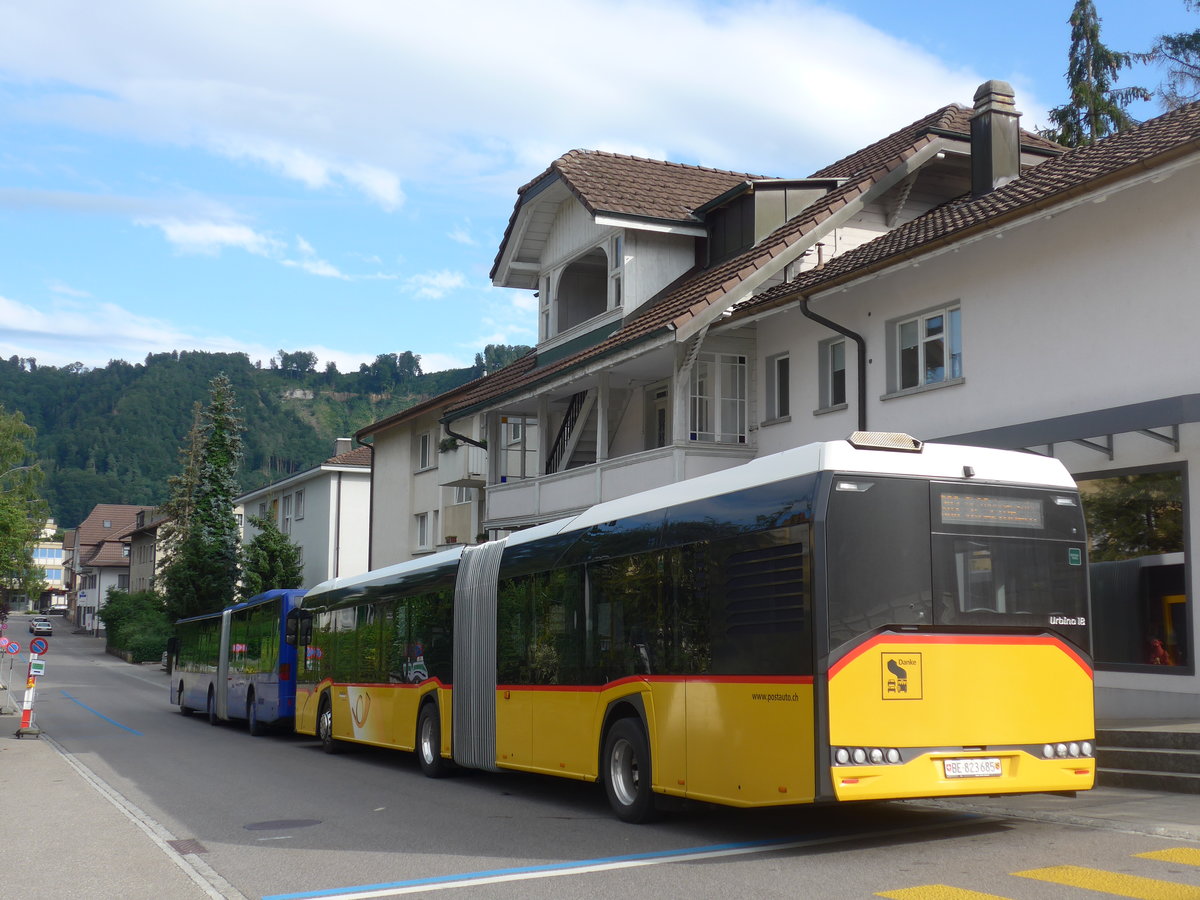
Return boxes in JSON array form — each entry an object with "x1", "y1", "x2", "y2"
[{"x1": 826, "y1": 477, "x2": 1090, "y2": 651}]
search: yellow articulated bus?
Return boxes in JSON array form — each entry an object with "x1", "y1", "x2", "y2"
[{"x1": 288, "y1": 433, "x2": 1095, "y2": 822}]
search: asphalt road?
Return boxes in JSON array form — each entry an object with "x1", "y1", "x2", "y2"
[{"x1": 19, "y1": 626, "x2": 1200, "y2": 899}]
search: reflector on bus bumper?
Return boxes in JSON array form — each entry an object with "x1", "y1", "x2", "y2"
[{"x1": 830, "y1": 744, "x2": 1096, "y2": 800}]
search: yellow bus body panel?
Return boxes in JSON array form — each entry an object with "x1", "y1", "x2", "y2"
[
  {"x1": 294, "y1": 680, "x2": 446, "y2": 753},
  {"x1": 495, "y1": 678, "x2": 815, "y2": 807},
  {"x1": 828, "y1": 634, "x2": 1095, "y2": 801},
  {"x1": 684, "y1": 680, "x2": 816, "y2": 806}
]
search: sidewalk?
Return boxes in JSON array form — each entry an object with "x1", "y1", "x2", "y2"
[{"x1": 0, "y1": 729, "x2": 230, "y2": 899}]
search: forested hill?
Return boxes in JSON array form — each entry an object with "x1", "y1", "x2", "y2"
[{"x1": 1, "y1": 345, "x2": 529, "y2": 528}]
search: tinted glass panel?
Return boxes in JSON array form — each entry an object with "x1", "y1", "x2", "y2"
[{"x1": 826, "y1": 477, "x2": 933, "y2": 648}]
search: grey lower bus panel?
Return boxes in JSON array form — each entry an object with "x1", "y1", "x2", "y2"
[{"x1": 452, "y1": 539, "x2": 506, "y2": 771}]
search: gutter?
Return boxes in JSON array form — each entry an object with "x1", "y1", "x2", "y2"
[{"x1": 800, "y1": 298, "x2": 867, "y2": 432}]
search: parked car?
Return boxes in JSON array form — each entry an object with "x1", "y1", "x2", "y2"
[{"x1": 30, "y1": 617, "x2": 52, "y2": 636}]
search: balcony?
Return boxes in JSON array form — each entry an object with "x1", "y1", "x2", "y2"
[
  {"x1": 484, "y1": 442, "x2": 756, "y2": 530},
  {"x1": 438, "y1": 444, "x2": 487, "y2": 488}
]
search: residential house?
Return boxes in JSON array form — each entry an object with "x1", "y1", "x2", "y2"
[
  {"x1": 69, "y1": 504, "x2": 154, "y2": 631},
  {"x1": 235, "y1": 439, "x2": 371, "y2": 589},
  {"x1": 30, "y1": 519, "x2": 67, "y2": 611},
  {"x1": 128, "y1": 509, "x2": 168, "y2": 594},
  {"x1": 358, "y1": 81, "x2": 1200, "y2": 717}
]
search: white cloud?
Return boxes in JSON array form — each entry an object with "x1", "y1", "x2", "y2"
[
  {"x1": 404, "y1": 270, "x2": 466, "y2": 300},
  {"x1": 136, "y1": 217, "x2": 283, "y2": 256},
  {"x1": 0, "y1": 0, "x2": 1027, "y2": 200},
  {"x1": 282, "y1": 235, "x2": 349, "y2": 279},
  {"x1": 47, "y1": 280, "x2": 91, "y2": 298}
]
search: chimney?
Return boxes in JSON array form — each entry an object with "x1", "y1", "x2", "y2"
[
  {"x1": 335, "y1": 437, "x2": 353, "y2": 457},
  {"x1": 970, "y1": 80, "x2": 1021, "y2": 198}
]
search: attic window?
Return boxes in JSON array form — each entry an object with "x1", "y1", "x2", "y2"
[{"x1": 103, "y1": 520, "x2": 112, "y2": 529}]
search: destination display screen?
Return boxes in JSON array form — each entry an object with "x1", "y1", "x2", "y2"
[{"x1": 939, "y1": 492, "x2": 1044, "y2": 529}]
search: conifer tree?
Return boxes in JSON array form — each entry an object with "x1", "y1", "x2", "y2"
[
  {"x1": 1138, "y1": 1, "x2": 1200, "y2": 109},
  {"x1": 159, "y1": 375, "x2": 244, "y2": 620},
  {"x1": 1043, "y1": 0, "x2": 1150, "y2": 147},
  {"x1": 238, "y1": 516, "x2": 304, "y2": 600}
]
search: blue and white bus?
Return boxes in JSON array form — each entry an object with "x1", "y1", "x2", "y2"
[{"x1": 169, "y1": 589, "x2": 306, "y2": 735}]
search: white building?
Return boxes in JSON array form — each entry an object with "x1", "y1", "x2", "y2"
[{"x1": 236, "y1": 439, "x2": 372, "y2": 589}]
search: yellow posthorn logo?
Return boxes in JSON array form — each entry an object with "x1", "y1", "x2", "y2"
[{"x1": 881, "y1": 653, "x2": 922, "y2": 700}]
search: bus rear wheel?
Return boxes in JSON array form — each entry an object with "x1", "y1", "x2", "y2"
[
  {"x1": 247, "y1": 691, "x2": 266, "y2": 737},
  {"x1": 178, "y1": 683, "x2": 192, "y2": 717},
  {"x1": 207, "y1": 689, "x2": 220, "y2": 726},
  {"x1": 602, "y1": 718, "x2": 658, "y2": 823},
  {"x1": 417, "y1": 703, "x2": 451, "y2": 778},
  {"x1": 318, "y1": 695, "x2": 340, "y2": 754}
]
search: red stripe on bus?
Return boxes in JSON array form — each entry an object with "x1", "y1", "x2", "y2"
[
  {"x1": 827, "y1": 633, "x2": 1093, "y2": 680},
  {"x1": 496, "y1": 674, "x2": 814, "y2": 692}
]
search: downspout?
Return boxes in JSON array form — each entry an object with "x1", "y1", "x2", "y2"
[
  {"x1": 354, "y1": 433, "x2": 374, "y2": 571},
  {"x1": 443, "y1": 418, "x2": 487, "y2": 450},
  {"x1": 799, "y1": 297, "x2": 868, "y2": 432},
  {"x1": 334, "y1": 471, "x2": 342, "y2": 578}
]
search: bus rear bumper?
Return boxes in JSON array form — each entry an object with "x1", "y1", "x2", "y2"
[{"x1": 831, "y1": 751, "x2": 1095, "y2": 801}]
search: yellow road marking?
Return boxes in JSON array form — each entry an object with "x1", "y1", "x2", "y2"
[
  {"x1": 876, "y1": 887, "x2": 1011, "y2": 899},
  {"x1": 1014, "y1": 864, "x2": 1200, "y2": 899},
  {"x1": 1137, "y1": 848, "x2": 1200, "y2": 867}
]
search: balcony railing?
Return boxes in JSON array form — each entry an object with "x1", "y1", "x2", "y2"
[
  {"x1": 438, "y1": 444, "x2": 487, "y2": 488},
  {"x1": 484, "y1": 442, "x2": 755, "y2": 530}
]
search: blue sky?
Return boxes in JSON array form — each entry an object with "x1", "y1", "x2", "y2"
[{"x1": 1, "y1": 0, "x2": 1193, "y2": 374}]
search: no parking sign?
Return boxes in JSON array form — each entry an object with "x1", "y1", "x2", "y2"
[
  {"x1": 29, "y1": 638, "x2": 47, "y2": 655},
  {"x1": 6, "y1": 642, "x2": 20, "y2": 654}
]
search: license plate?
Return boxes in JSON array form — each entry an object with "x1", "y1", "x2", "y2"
[{"x1": 943, "y1": 757, "x2": 1002, "y2": 778}]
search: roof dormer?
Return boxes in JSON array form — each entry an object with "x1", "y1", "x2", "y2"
[{"x1": 696, "y1": 178, "x2": 845, "y2": 266}]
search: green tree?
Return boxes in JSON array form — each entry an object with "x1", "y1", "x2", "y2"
[
  {"x1": 1042, "y1": 0, "x2": 1150, "y2": 147},
  {"x1": 0, "y1": 405, "x2": 49, "y2": 612},
  {"x1": 159, "y1": 375, "x2": 244, "y2": 620},
  {"x1": 99, "y1": 588, "x2": 172, "y2": 662},
  {"x1": 239, "y1": 515, "x2": 304, "y2": 600},
  {"x1": 1138, "y1": 1, "x2": 1200, "y2": 109}
]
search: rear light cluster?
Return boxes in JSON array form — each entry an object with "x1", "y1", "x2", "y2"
[
  {"x1": 1043, "y1": 740, "x2": 1094, "y2": 759},
  {"x1": 833, "y1": 746, "x2": 903, "y2": 766}
]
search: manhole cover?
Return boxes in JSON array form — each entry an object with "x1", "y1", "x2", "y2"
[{"x1": 244, "y1": 819, "x2": 322, "y2": 831}]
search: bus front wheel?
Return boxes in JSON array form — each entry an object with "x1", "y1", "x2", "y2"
[
  {"x1": 318, "y1": 696, "x2": 340, "y2": 754},
  {"x1": 602, "y1": 718, "x2": 658, "y2": 824},
  {"x1": 417, "y1": 703, "x2": 451, "y2": 778}
]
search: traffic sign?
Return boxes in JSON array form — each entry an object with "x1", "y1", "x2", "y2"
[
  {"x1": 29, "y1": 638, "x2": 48, "y2": 655},
  {"x1": 6, "y1": 642, "x2": 20, "y2": 654},
  {"x1": 0, "y1": 637, "x2": 8, "y2": 648},
  {"x1": 29, "y1": 660, "x2": 45, "y2": 677}
]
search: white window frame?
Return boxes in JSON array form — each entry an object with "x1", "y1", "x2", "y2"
[
  {"x1": 608, "y1": 234, "x2": 624, "y2": 310},
  {"x1": 689, "y1": 352, "x2": 747, "y2": 444},
  {"x1": 415, "y1": 512, "x2": 429, "y2": 550},
  {"x1": 417, "y1": 432, "x2": 432, "y2": 470},
  {"x1": 282, "y1": 494, "x2": 293, "y2": 534},
  {"x1": 818, "y1": 338, "x2": 848, "y2": 411},
  {"x1": 888, "y1": 304, "x2": 963, "y2": 395},
  {"x1": 452, "y1": 485, "x2": 474, "y2": 505},
  {"x1": 764, "y1": 352, "x2": 790, "y2": 423},
  {"x1": 294, "y1": 489, "x2": 305, "y2": 521}
]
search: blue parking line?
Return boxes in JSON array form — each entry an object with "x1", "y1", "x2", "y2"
[
  {"x1": 261, "y1": 838, "x2": 805, "y2": 900},
  {"x1": 260, "y1": 816, "x2": 982, "y2": 900},
  {"x1": 60, "y1": 689, "x2": 143, "y2": 735}
]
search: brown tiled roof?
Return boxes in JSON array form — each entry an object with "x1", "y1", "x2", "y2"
[
  {"x1": 742, "y1": 98, "x2": 1200, "y2": 312},
  {"x1": 810, "y1": 105, "x2": 1061, "y2": 179},
  {"x1": 325, "y1": 445, "x2": 373, "y2": 467},
  {"x1": 491, "y1": 151, "x2": 765, "y2": 280},
  {"x1": 75, "y1": 504, "x2": 152, "y2": 552}
]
